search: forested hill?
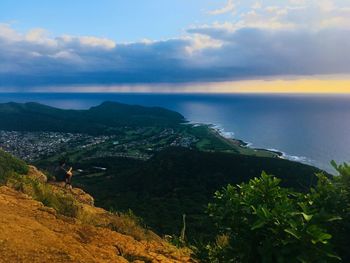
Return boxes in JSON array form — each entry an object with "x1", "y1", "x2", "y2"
[
  {"x1": 72, "y1": 147, "x2": 324, "y2": 241},
  {"x1": 0, "y1": 101, "x2": 185, "y2": 134}
]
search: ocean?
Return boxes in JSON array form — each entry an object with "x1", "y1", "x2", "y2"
[{"x1": 1, "y1": 92, "x2": 349, "y2": 173}]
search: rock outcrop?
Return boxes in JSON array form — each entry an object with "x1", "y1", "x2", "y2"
[
  {"x1": 49, "y1": 181, "x2": 95, "y2": 206},
  {"x1": 27, "y1": 165, "x2": 47, "y2": 183},
  {"x1": 0, "y1": 186, "x2": 194, "y2": 263}
]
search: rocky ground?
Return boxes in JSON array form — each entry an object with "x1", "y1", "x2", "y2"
[{"x1": 0, "y1": 168, "x2": 194, "y2": 263}]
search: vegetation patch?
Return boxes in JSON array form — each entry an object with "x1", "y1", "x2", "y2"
[
  {"x1": 196, "y1": 162, "x2": 350, "y2": 262},
  {"x1": 0, "y1": 149, "x2": 28, "y2": 182}
]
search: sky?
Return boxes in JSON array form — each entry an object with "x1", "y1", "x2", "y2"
[{"x1": 0, "y1": 0, "x2": 350, "y2": 93}]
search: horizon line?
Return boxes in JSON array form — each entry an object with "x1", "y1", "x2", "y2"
[
  {"x1": 1, "y1": 78, "x2": 350, "y2": 94},
  {"x1": 1, "y1": 91, "x2": 350, "y2": 95}
]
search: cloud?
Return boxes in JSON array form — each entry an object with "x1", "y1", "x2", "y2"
[
  {"x1": 60, "y1": 35, "x2": 116, "y2": 49},
  {"x1": 207, "y1": 0, "x2": 236, "y2": 15},
  {"x1": 187, "y1": 27, "x2": 350, "y2": 77},
  {"x1": 204, "y1": 0, "x2": 350, "y2": 31},
  {"x1": 0, "y1": 23, "x2": 21, "y2": 42},
  {"x1": 25, "y1": 28, "x2": 55, "y2": 46},
  {"x1": 185, "y1": 34, "x2": 223, "y2": 54},
  {"x1": 252, "y1": 2, "x2": 262, "y2": 10},
  {"x1": 0, "y1": 0, "x2": 350, "y2": 90}
]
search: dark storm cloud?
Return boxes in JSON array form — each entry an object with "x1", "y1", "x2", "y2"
[
  {"x1": 188, "y1": 27, "x2": 350, "y2": 76},
  {"x1": 0, "y1": 24, "x2": 349, "y2": 89}
]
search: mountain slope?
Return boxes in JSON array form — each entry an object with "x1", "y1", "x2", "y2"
[
  {"x1": 0, "y1": 186, "x2": 192, "y2": 263},
  {"x1": 0, "y1": 150, "x2": 194, "y2": 262},
  {"x1": 0, "y1": 101, "x2": 185, "y2": 134},
  {"x1": 73, "y1": 147, "x2": 323, "y2": 241}
]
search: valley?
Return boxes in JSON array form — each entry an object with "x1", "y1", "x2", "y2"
[{"x1": 0, "y1": 101, "x2": 322, "y2": 242}]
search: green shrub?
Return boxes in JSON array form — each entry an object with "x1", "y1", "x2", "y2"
[
  {"x1": 7, "y1": 174, "x2": 80, "y2": 217},
  {"x1": 310, "y1": 161, "x2": 350, "y2": 262},
  {"x1": 105, "y1": 209, "x2": 157, "y2": 241},
  {"x1": 0, "y1": 150, "x2": 28, "y2": 183},
  {"x1": 198, "y1": 172, "x2": 340, "y2": 262},
  {"x1": 31, "y1": 181, "x2": 80, "y2": 217}
]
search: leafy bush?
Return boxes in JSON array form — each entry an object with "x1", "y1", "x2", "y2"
[
  {"x1": 309, "y1": 161, "x2": 350, "y2": 262},
  {"x1": 0, "y1": 149, "x2": 28, "y2": 183},
  {"x1": 198, "y1": 172, "x2": 341, "y2": 262}
]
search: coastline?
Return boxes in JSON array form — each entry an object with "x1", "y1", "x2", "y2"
[
  {"x1": 207, "y1": 124, "x2": 316, "y2": 165},
  {"x1": 187, "y1": 121, "x2": 281, "y2": 158},
  {"x1": 208, "y1": 124, "x2": 282, "y2": 158},
  {"x1": 212, "y1": 124, "x2": 314, "y2": 164},
  {"x1": 0, "y1": 96, "x2": 329, "y2": 171},
  {"x1": 188, "y1": 122, "x2": 314, "y2": 162}
]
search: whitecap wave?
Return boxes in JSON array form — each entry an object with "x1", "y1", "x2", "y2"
[
  {"x1": 210, "y1": 124, "x2": 235, "y2": 139},
  {"x1": 244, "y1": 142, "x2": 254, "y2": 147},
  {"x1": 186, "y1": 121, "x2": 313, "y2": 165},
  {"x1": 273, "y1": 150, "x2": 312, "y2": 164}
]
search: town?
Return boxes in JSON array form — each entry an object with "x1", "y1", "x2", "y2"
[
  {"x1": 0, "y1": 128, "x2": 198, "y2": 162},
  {"x1": 0, "y1": 130, "x2": 112, "y2": 162}
]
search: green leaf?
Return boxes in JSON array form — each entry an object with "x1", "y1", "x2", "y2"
[
  {"x1": 284, "y1": 228, "x2": 301, "y2": 239},
  {"x1": 326, "y1": 252, "x2": 341, "y2": 261},
  {"x1": 261, "y1": 207, "x2": 269, "y2": 218},
  {"x1": 326, "y1": 216, "x2": 342, "y2": 222},
  {"x1": 301, "y1": 212, "x2": 313, "y2": 222},
  {"x1": 330, "y1": 160, "x2": 338, "y2": 170},
  {"x1": 319, "y1": 233, "x2": 332, "y2": 243},
  {"x1": 251, "y1": 220, "x2": 266, "y2": 230},
  {"x1": 309, "y1": 229, "x2": 332, "y2": 244},
  {"x1": 250, "y1": 205, "x2": 257, "y2": 213}
]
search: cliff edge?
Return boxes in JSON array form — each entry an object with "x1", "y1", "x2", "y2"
[{"x1": 0, "y1": 150, "x2": 194, "y2": 263}]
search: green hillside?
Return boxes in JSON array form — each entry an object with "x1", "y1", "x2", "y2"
[
  {"x1": 64, "y1": 147, "x2": 323, "y2": 241},
  {"x1": 2, "y1": 141, "x2": 349, "y2": 261},
  {"x1": 0, "y1": 101, "x2": 185, "y2": 134},
  {"x1": 0, "y1": 149, "x2": 28, "y2": 181},
  {"x1": 3, "y1": 100, "x2": 344, "y2": 260}
]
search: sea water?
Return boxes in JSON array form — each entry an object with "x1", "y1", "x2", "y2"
[{"x1": 1, "y1": 92, "x2": 349, "y2": 173}]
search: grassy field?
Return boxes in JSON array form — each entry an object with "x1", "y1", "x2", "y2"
[{"x1": 185, "y1": 124, "x2": 278, "y2": 157}]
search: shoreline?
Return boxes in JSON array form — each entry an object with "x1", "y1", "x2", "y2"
[
  {"x1": 0, "y1": 98, "x2": 321, "y2": 169},
  {"x1": 207, "y1": 124, "x2": 315, "y2": 164},
  {"x1": 188, "y1": 121, "x2": 308, "y2": 161},
  {"x1": 208, "y1": 124, "x2": 282, "y2": 158}
]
